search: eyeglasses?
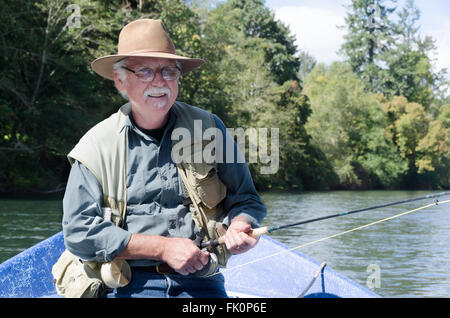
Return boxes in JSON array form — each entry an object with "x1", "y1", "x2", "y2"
[{"x1": 121, "y1": 65, "x2": 181, "y2": 82}]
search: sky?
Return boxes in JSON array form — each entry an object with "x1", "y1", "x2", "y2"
[{"x1": 265, "y1": 0, "x2": 450, "y2": 93}]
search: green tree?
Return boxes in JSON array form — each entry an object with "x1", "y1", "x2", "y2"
[
  {"x1": 199, "y1": 0, "x2": 333, "y2": 190},
  {"x1": 0, "y1": 0, "x2": 111, "y2": 193},
  {"x1": 380, "y1": 0, "x2": 448, "y2": 108},
  {"x1": 298, "y1": 50, "x2": 317, "y2": 83},
  {"x1": 0, "y1": 0, "x2": 210, "y2": 192},
  {"x1": 339, "y1": 0, "x2": 397, "y2": 91},
  {"x1": 382, "y1": 96, "x2": 450, "y2": 188},
  {"x1": 227, "y1": 0, "x2": 300, "y2": 85},
  {"x1": 304, "y1": 62, "x2": 407, "y2": 189}
]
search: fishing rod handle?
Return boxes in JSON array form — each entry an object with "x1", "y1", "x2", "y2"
[
  {"x1": 248, "y1": 226, "x2": 270, "y2": 238},
  {"x1": 200, "y1": 226, "x2": 270, "y2": 249}
]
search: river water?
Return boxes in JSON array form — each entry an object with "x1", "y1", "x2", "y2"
[{"x1": 1, "y1": 190, "x2": 449, "y2": 297}]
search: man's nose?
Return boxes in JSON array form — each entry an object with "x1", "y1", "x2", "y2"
[{"x1": 150, "y1": 70, "x2": 165, "y2": 87}]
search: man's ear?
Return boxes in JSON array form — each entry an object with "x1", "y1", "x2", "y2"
[{"x1": 113, "y1": 70, "x2": 126, "y2": 93}]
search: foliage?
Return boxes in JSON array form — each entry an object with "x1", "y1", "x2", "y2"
[
  {"x1": 227, "y1": 0, "x2": 300, "y2": 85},
  {"x1": 381, "y1": 96, "x2": 450, "y2": 188},
  {"x1": 304, "y1": 62, "x2": 407, "y2": 189},
  {"x1": 379, "y1": 0, "x2": 448, "y2": 108},
  {"x1": 0, "y1": 0, "x2": 109, "y2": 192},
  {"x1": 339, "y1": 0, "x2": 397, "y2": 91},
  {"x1": 0, "y1": 0, "x2": 448, "y2": 193},
  {"x1": 201, "y1": 0, "x2": 332, "y2": 190},
  {"x1": 340, "y1": 0, "x2": 448, "y2": 109},
  {"x1": 336, "y1": 0, "x2": 449, "y2": 189}
]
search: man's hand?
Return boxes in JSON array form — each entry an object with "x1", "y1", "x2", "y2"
[
  {"x1": 223, "y1": 216, "x2": 258, "y2": 254},
  {"x1": 161, "y1": 237, "x2": 210, "y2": 276}
]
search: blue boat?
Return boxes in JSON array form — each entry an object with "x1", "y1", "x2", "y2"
[{"x1": 0, "y1": 231, "x2": 378, "y2": 298}]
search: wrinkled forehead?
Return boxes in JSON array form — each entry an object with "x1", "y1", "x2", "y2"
[{"x1": 124, "y1": 57, "x2": 177, "y2": 69}]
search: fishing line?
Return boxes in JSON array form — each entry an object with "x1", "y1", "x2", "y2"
[
  {"x1": 201, "y1": 191, "x2": 450, "y2": 249},
  {"x1": 210, "y1": 199, "x2": 450, "y2": 277}
]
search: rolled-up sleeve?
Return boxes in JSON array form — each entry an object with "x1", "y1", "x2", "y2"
[
  {"x1": 213, "y1": 115, "x2": 267, "y2": 228},
  {"x1": 62, "y1": 160, "x2": 131, "y2": 262}
]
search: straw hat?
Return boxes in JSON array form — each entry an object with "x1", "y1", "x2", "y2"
[{"x1": 91, "y1": 19, "x2": 204, "y2": 80}]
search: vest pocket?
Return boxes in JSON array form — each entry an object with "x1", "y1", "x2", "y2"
[{"x1": 185, "y1": 164, "x2": 226, "y2": 209}]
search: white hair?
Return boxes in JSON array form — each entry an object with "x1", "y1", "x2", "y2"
[
  {"x1": 113, "y1": 58, "x2": 128, "y2": 81},
  {"x1": 113, "y1": 58, "x2": 129, "y2": 100}
]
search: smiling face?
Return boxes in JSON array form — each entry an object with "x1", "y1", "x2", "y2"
[{"x1": 113, "y1": 57, "x2": 179, "y2": 128}]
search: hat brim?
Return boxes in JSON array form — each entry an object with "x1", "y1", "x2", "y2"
[{"x1": 91, "y1": 52, "x2": 204, "y2": 80}]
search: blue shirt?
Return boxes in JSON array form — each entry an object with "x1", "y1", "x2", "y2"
[{"x1": 62, "y1": 106, "x2": 267, "y2": 265}]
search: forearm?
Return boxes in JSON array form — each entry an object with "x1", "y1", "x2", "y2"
[{"x1": 116, "y1": 233, "x2": 166, "y2": 261}]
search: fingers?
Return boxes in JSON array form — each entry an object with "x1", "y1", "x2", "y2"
[
  {"x1": 163, "y1": 238, "x2": 210, "y2": 275},
  {"x1": 224, "y1": 228, "x2": 257, "y2": 254},
  {"x1": 179, "y1": 249, "x2": 210, "y2": 275},
  {"x1": 224, "y1": 217, "x2": 259, "y2": 254},
  {"x1": 192, "y1": 250, "x2": 210, "y2": 271}
]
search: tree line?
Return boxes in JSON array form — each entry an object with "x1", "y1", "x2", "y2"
[{"x1": 0, "y1": 0, "x2": 448, "y2": 194}]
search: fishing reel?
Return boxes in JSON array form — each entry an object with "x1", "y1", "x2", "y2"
[{"x1": 192, "y1": 228, "x2": 219, "y2": 277}]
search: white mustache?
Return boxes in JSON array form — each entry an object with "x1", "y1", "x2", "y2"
[{"x1": 144, "y1": 87, "x2": 171, "y2": 98}]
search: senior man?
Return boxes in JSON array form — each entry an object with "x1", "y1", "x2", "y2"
[{"x1": 60, "y1": 19, "x2": 266, "y2": 298}]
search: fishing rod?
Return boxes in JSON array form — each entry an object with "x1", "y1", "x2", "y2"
[{"x1": 200, "y1": 191, "x2": 450, "y2": 249}]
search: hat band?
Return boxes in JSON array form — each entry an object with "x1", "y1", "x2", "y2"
[{"x1": 118, "y1": 48, "x2": 177, "y2": 55}]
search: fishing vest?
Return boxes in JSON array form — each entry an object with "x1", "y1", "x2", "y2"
[{"x1": 67, "y1": 101, "x2": 230, "y2": 264}]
